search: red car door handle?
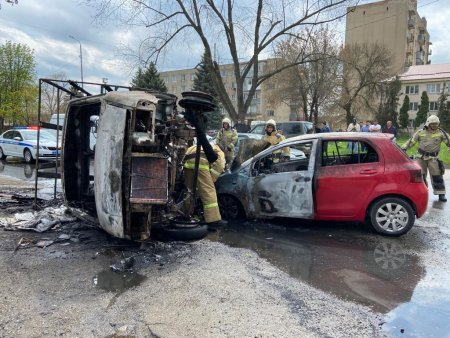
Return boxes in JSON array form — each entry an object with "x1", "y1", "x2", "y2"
[{"x1": 360, "y1": 169, "x2": 377, "y2": 175}]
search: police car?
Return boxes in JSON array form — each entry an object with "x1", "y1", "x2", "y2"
[{"x1": 0, "y1": 127, "x2": 61, "y2": 163}]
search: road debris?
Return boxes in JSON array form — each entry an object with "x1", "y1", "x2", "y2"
[
  {"x1": 0, "y1": 205, "x2": 76, "y2": 232},
  {"x1": 110, "y1": 256, "x2": 135, "y2": 273}
]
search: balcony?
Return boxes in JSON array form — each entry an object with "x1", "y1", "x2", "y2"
[
  {"x1": 418, "y1": 34, "x2": 425, "y2": 44},
  {"x1": 407, "y1": 35, "x2": 414, "y2": 43},
  {"x1": 408, "y1": 18, "x2": 415, "y2": 28},
  {"x1": 429, "y1": 49, "x2": 432, "y2": 55}
]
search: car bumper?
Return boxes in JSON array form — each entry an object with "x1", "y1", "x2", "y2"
[
  {"x1": 414, "y1": 183, "x2": 429, "y2": 218},
  {"x1": 35, "y1": 149, "x2": 61, "y2": 159}
]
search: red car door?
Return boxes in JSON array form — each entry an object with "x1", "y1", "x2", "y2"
[{"x1": 315, "y1": 139, "x2": 385, "y2": 220}]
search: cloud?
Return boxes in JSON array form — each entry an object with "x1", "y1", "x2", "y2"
[{"x1": 0, "y1": 0, "x2": 449, "y2": 93}]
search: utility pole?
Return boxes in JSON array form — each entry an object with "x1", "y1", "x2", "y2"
[{"x1": 69, "y1": 35, "x2": 84, "y2": 88}]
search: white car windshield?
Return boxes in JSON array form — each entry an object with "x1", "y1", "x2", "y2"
[{"x1": 21, "y1": 130, "x2": 55, "y2": 141}]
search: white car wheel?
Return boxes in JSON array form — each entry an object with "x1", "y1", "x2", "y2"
[
  {"x1": 24, "y1": 148, "x2": 34, "y2": 164},
  {"x1": 0, "y1": 147, "x2": 6, "y2": 160}
]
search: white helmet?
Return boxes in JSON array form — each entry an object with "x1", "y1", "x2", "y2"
[
  {"x1": 425, "y1": 115, "x2": 440, "y2": 127},
  {"x1": 222, "y1": 117, "x2": 231, "y2": 125},
  {"x1": 266, "y1": 119, "x2": 276, "y2": 129}
]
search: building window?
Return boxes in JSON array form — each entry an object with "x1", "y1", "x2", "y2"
[
  {"x1": 220, "y1": 70, "x2": 227, "y2": 77},
  {"x1": 409, "y1": 102, "x2": 418, "y2": 111},
  {"x1": 429, "y1": 102, "x2": 438, "y2": 111},
  {"x1": 405, "y1": 85, "x2": 419, "y2": 94},
  {"x1": 190, "y1": 74, "x2": 195, "y2": 81},
  {"x1": 267, "y1": 110, "x2": 274, "y2": 116},
  {"x1": 163, "y1": 76, "x2": 169, "y2": 83},
  {"x1": 181, "y1": 74, "x2": 186, "y2": 82},
  {"x1": 427, "y1": 83, "x2": 441, "y2": 94},
  {"x1": 231, "y1": 94, "x2": 236, "y2": 101},
  {"x1": 172, "y1": 75, "x2": 177, "y2": 82}
]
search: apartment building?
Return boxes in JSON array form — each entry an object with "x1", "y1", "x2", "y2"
[
  {"x1": 159, "y1": 60, "x2": 292, "y2": 123},
  {"x1": 346, "y1": 0, "x2": 431, "y2": 74},
  {"x1": 398, "y1": 64, "x2": 450, "y2": 126}
]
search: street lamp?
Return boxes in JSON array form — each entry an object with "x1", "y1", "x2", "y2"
[{"x1": 69, "y1": 35, "x2": 84, "y2": 88}]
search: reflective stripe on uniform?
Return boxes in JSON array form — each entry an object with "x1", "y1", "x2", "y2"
[
  {"x1": 184, "y1": 153, "x2": 208, "y2": 161},
  {"x1": 210, "y1": 168, "x2": 221, "y2": 176},
  {"x1": 204, "y1": 202, "x2": 218, "y2": 209},
  {"x1": 184, "y1": 162, "x2": 210, "y2": 170}
]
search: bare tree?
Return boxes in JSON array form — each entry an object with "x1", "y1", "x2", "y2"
[
  {"x1": 268, "y1": 26, "x2": 341, "y2": 124},
  {"x1": 89, "y1": 0, "x2": 357, "y2": 121},
  {"x1": 0, "y1": 0, "x2": 18, "y2": 9},
  {"x1": 40, "y1": 72, "x2": 70, "y2": 121},
  {"x1": 339, "y1": 42, "x2": 394, "y2": 124}
]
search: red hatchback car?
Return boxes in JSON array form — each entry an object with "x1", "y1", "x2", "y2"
[{"x1": 216, "y1": 132, "x2": 428, "y2": 236}]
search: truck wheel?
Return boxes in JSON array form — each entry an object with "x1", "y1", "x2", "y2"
[
  {"x1": 24, "y1": 148, "x2": 34, "y2": 164},
  {"x1": 369, "y1": 197, "x2": 415, "y2": 236},
  {"x1": 152, "y1": 220, "x2": 208, "y2": 241}
]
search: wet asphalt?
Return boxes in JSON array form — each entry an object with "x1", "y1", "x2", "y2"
[{"x1": 1, "y1": 159, "x2": 450, "y2": 337}]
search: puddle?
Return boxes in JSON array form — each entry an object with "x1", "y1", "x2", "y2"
[
  {"x1": 212, "y1": 220, "x2": 450, "y2": 336},
  {"x1": 93, "y1": 269, "x2": 146, "y2": 293},
  {"x1": 211, "y1": 222, "x2": 424, "y2": 313},
  {"x1": 383, "y1": 266, "x2": 450, "y2": 337}
]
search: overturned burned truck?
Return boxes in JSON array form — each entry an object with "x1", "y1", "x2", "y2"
[{"x1": 57, "y1": 84, "x2": 217, "y2": 241}]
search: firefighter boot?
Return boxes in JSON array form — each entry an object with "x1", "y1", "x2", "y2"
[{"x1": 439, "y1": 194, "x2": 447, "y2": 202}]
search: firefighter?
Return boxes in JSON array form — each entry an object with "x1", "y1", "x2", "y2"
[
  {"x1": 402, "y1": 115, "x2": 450, "y2": 202},
  {"x1": 216, "y1": 117, "x2": 238, "y2": 169},
  {"x1": 183, "y1": 143, "x2": 228, "y2": 227},
  {"x1": 262, "y1": 119, "x2": 290, "y2": 162}
]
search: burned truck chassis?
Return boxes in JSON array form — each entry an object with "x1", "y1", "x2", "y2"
[{"x1": 37, "y1": 79, "x2": 212, "y2": 241}]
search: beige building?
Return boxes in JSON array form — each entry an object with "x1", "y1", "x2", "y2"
[
  {"x1": 160, "y1": 60, "x2": 293, "y2": 123},
  {"x1": 346, "y1": 0, "x2": 431, "y2": 74},
  {"x1": 398, "y1": 64, "x2": 450, "y2": 126}
]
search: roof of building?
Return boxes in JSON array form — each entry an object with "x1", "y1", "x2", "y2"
[{"x1": 399, "y1": 64, "x2": 450, "y2": 82}]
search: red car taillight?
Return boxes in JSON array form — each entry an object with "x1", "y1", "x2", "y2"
[
  {"x1": 404, "y1": 163, "x2": 423, "y2": 183},
  {"x1": 410, "y1": 170, "x2": 423, "y2": 183}
]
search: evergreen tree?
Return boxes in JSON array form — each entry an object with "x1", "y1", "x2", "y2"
[
  {"x1": 399, "y1": 95, "x2": 410, "y2": 129},
  {"x1": 415, "y1": 91, "x2": 429, "y2": 127},
  {"x1": 437, "y1": 85, "x2": 450, "y2": 131},
  {"x1": 130, "y1": 62, "x2": 167, "y2": 92},
  {"x1": 376, "y1": 78, "x2": 401, "y2": 127},
  {"x1": 192, "y1": 52, "x2": 223, "y2": 129}
]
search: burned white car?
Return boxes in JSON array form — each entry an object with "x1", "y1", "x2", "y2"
[{"x1": 56, "y1": 85, "x2": 217, "y2": 241}]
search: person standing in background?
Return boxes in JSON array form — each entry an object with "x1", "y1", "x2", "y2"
[
  {"x1": 320, "y1": 121, "x2": 331, "y2": 133},
  {"x1": 369, "y1": 120, "x2": 382, "y2": 133},
  {"x1": 383, "y1": 120, "x2": 397, "y2": 138},
  {"x1": 347, "y1": 118, "x2": 360, "y2": 132},
  {"x1": 361, "y1": 121, "x2": 371, "y2": 132}
]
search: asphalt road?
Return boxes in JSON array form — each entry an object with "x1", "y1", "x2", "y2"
[{"x1": 0, "y1": 160, "x2": 449, "y2": 337}]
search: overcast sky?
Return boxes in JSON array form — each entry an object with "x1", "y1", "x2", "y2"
[{"x1": 0, "y1": 0, "x2": 448, "y2": 90}]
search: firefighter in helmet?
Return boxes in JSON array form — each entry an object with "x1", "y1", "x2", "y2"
[
  {"x1": 262, "y1": 119, "x2": 290, "y2": 162},
  {"x1": 183, "y1": 143, "x2": 227, "y2": 227},
  {"x1": 402, "y1": 115, "x2": 450, "y2": 202},
  {"x1": 216, "y1": 117, "x2": 238, "y2": 169}
]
